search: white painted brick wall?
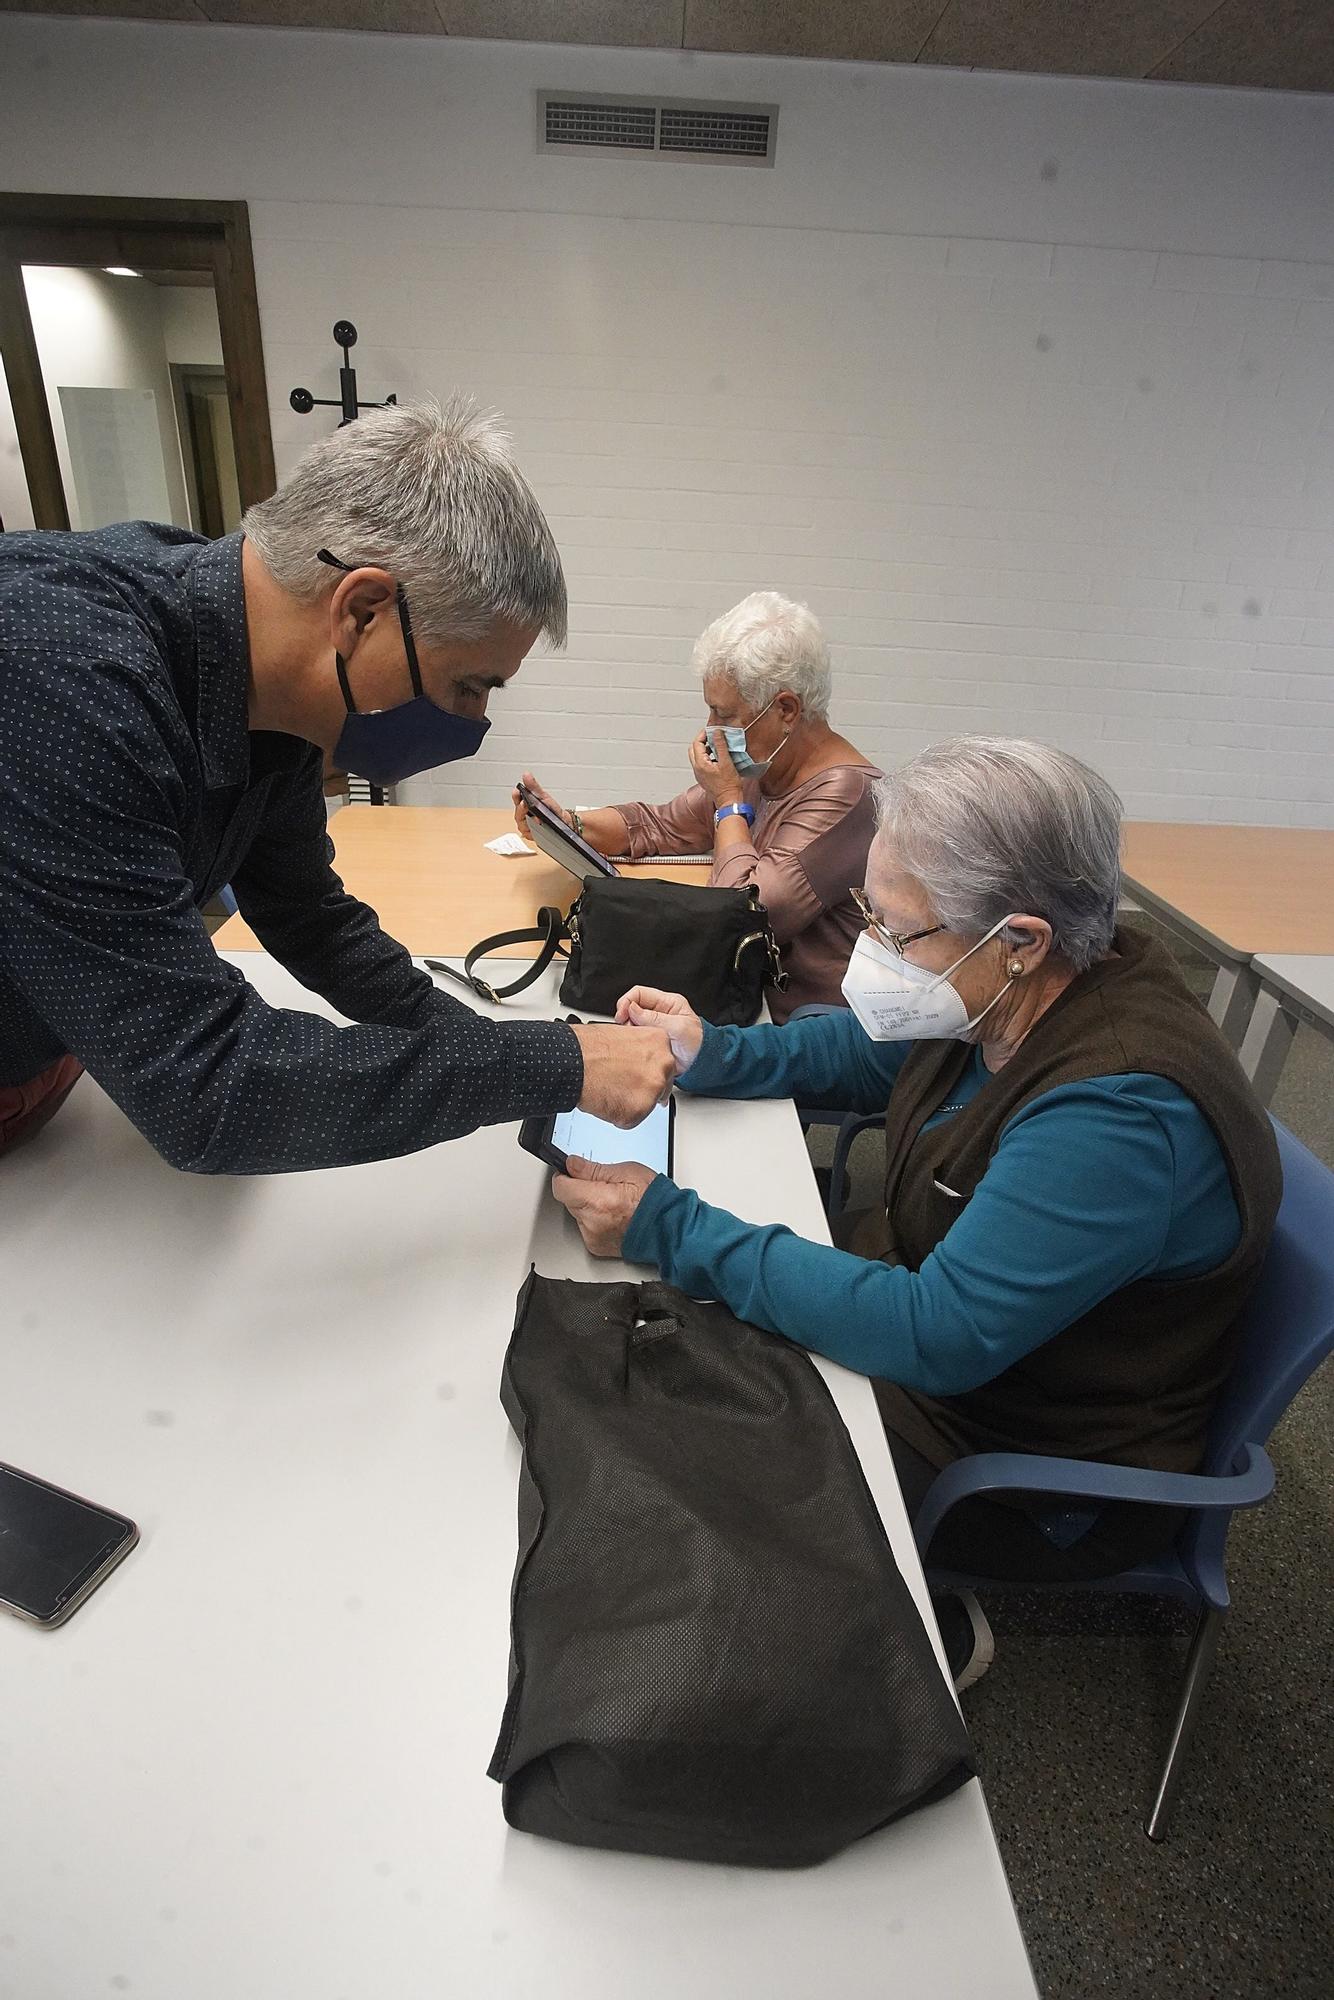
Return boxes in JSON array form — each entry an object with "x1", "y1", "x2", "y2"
[{"x1": 3, "y1": 15, "x2": 1332, "y2": 825}]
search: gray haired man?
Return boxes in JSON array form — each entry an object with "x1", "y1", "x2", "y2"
[{"x1": 0, "y1": 398, "x2": 673, "y2": 1168}]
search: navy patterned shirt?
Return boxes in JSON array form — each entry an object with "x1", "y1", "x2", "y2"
[{"x1": 0, "y1": 523, "x2": 582, "y2": 1171}]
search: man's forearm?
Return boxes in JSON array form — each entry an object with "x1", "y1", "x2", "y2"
[
  {"x1": 236, "y1": 881, "x2": 446, "y2": 1031},
  {"x1": 159, "y1": 1001, "x2": 583, "y2": 1175}
]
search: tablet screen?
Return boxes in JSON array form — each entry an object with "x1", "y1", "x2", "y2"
[{"x1": 551, "y1": 1100, "x2": 670, "y2": 1174}]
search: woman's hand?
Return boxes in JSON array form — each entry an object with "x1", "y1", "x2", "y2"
[
  {"x1": 614, "y1": 986, "x2": 704, "y2": 1076},
  {"x1": 512, "y1": 770, "x2": 567, "y2": 839},
  {"x1": 552, "y1": 1156, "x2": 656, "y2": 1258},
  {"x1": 688, "y1": 727, "x2": 744, "y2": 808}
]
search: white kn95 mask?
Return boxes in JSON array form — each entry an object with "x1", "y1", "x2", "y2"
[{"x1": 840, "y1": 912, "x2": 1021, "y2": 1042}]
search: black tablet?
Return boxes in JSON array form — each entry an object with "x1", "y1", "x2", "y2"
[
  {"x1": 519, "y1": 1096, "x2": 675, "y2": 1177},
  {"x1": 517, "y1": 781, "x2": 618, "y2": 881}
]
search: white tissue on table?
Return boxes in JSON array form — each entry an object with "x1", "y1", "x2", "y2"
[{"x1": 485, "y1": 832, "x2": 536, "y2": 857}]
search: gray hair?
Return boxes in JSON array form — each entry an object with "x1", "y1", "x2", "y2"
[
  {"x1": 691, "y1": 591, "x2": 832, "y2": 721},
  {"x1": 873, "y1": 735, "x2": 1122, "y2": 972},
  {"x1": 242, "y1": 395, "x2": 567, "y2": 649}
]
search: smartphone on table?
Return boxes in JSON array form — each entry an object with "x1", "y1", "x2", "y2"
[{"x1": 0, "y1": 1462, "x2": 138, "y2": 1628}]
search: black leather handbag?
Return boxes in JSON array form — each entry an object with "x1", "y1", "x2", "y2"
[
  {"x1": 488, "y1": 1271, "x2": 975, "y2": 1868},
  {"x1": 429, "y1": 874, "x2": 785, "y2": 1026}
]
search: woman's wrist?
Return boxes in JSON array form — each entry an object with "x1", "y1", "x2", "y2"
[{"x1": 713, "y1": 801, "x2": 753, "y2": 835}]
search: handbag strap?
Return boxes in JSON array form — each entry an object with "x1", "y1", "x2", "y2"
[{"x1": 425, "y1": 904, "x2": 568, "y2": 1004}]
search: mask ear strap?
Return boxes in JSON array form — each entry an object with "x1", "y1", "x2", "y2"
[
  {"x1": 320, "y1": 549, "x2": 359, "y2": 716},
  {"x1": 334, "y1": 651, "x2": 357, "y2": 713},
  {"x1": 961, "y1": 980, "x2": 1013, "y2": 1034},
  {"x1": 928, "y1": 911, "x2": 1019, "y2": 994},
  {"x1": 396, "y1": 588, "x2": 426, "y2": 699},
  {"x1": 318, "y1": 549, "x2": 422, "y2": 707}
]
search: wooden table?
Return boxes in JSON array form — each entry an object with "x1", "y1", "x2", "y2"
[
  {"x1": 214, "y1": 806, "x2": 710, "y2": 958},
  {"x1": 1237, "y1": 954, "x2": 1334, "y2": 1105},
  {"x1": 1120, "y1": 823, "x2": 1334, "y2": 1046}
]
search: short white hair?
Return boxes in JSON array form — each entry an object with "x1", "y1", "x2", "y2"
[
  {"x1": 874, "y1": 735, "x2": 1122, "y2": 972},
  {"x1": 691, "y1": 591, "x2": 831, "y2": 721},
  {"x1": 242, "y1": 395, "x2": 566, "y2": 649}
]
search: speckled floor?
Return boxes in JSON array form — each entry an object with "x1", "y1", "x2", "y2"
[{"x1": 807, "y1": 918, "x2": 1334, "y2": 1999}]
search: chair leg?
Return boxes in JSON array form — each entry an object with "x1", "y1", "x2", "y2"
[{"x1": 1145, "y1": 1603, "x2": 1225, "y2": 1842}]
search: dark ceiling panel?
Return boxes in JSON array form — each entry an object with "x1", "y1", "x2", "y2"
[
  {"x1": 2, "y1": 0, "x2": 1333, "y2": 90},
  {"x1": 915, "y1": 0, "x2": 1226, "y2": 79},
  {"x1": 682, "y1": 0, "x2": 946, "y2": 65},
  {"x1": 438, "y1": 0, "x2": 685, "y2": 47},
  {"x1": 0, "y1": 1, "x2": 206, "y2": 18},
  {"x1": 1149, "y1": 0, "x2": 1334, "y2": 93},
  {"x1": 202, "y1": 2, "x2": 442, "y2": 27}
]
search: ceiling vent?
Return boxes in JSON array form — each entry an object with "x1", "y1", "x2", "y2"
[{"x1": 538, "y1": 92, "x2": 777, "y2": 167}]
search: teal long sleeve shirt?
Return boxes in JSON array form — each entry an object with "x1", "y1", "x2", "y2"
[{"x1": 621, "y1": 1010, "x2": 1241, "y2": 1396}]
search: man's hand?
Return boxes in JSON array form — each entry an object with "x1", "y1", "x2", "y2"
[
  {"x1": 688, "y1": 727, "x2": 745, "y2": 808},
  {"x1": 571, "y1": 1022, "x2": 675, "y2": 1128},
  {"x1": 614, "y1": 986, "x2": 704, "y2": 1077},
  {"x1": 553, "y1": 1155, "x2": 656, "y2": 1259},
  {"x1": 513, "y1": 770, "x2": 567, "y2": 839}
]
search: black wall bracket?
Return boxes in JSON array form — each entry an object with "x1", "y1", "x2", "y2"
[{"x1": 289, "y1": 320, "x2": 397, "y2": 426}]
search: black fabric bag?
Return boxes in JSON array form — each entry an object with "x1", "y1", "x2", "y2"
[
  {"x1": 428, "y1": 874, "x2": 783, "y2": 1025},
  {"x1": 488, "y1": 1271, "x2": 975, "y2": 1869}
]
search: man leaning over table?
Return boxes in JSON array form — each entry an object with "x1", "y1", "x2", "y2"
[{"x1": 0, "y1": 398, "x2": 673, "y2": 1167}]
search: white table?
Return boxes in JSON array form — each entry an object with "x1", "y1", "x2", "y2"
[
  {"x1": 1237, "y1": 954, "x2": 1334, "y2": 1106},
  {"x1": 0, "y1": 954, "x2": 1034, "y2": 2000}
]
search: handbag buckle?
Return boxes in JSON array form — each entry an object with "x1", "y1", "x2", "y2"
[{"x1": 735, "y1": 929, "x2": 787, "y2": 988}]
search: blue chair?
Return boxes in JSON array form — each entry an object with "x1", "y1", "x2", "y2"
[
  {"x1": 217, "y1": 884, "x2": 239, "y2": 918},
  {"x1": 787, "y1": 1002, "x2": 845, "y2": 1129},
  {"x1": 826, "y1": 1110, "x2": 884, "y2": 1220},
  {"x1": 911, "y1": 1119, "x2": 1334, "y2": 1840},
  {"x1": 788, "y1": 1003, "x2": 884, "y2": 1219}
]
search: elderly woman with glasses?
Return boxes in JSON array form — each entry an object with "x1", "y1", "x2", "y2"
[
  {"x1": 552, "y1": 735, "x2": 1282, "y2": 1686},
  {"x1": 513, "y1": 592, "x2": 879, "y2": 1020}
]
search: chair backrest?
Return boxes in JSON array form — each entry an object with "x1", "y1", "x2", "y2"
[{"x1": 1204, "y1": 1119, "x2": 1334, "y2": 1475}]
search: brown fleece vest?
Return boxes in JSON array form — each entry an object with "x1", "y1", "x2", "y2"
[{"x1": 851, "y1": 928, "x2": 1282, "y2": 1473}]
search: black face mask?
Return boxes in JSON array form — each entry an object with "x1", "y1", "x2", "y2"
[{"x1": 316, "y1": 550, "x2": 491, "y2": 787}]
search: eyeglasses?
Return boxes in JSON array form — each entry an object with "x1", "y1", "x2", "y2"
[{"x1": 850, "y1": 887, "x2": 944, "y2": 958}]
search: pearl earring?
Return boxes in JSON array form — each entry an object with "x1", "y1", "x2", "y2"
[{"x1": 1009, "y1": 960, "x2": 1023, "y2": 977}]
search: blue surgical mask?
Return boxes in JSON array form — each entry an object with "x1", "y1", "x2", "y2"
[
  {"x1": 318, "y1": 548, "x2": 491, "y2": 787},
  {"x1": 705, "y1": 697, "x2": 781, "y2": 777}
]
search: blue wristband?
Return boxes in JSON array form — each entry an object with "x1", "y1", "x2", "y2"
[{"x1": 715, "y1": 802, "x2": 756, "y2": 828}]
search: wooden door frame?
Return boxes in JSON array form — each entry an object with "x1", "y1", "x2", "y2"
[{"x1": 0, "y1": 193, "x2": 275, "y2": 530}]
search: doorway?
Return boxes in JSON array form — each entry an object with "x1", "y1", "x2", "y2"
[
  {"x1": 172, "y1": 364, "x2": 243, "y2": 538},
  {"x1": 0, "y1": 194, "x2": 273, "y2": 534}
]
